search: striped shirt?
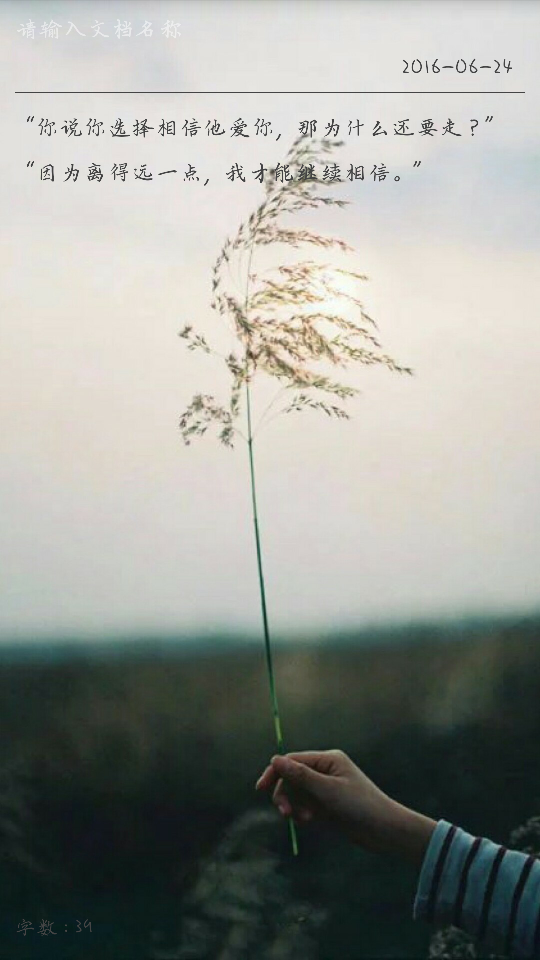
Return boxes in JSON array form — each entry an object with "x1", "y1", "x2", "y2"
[{"x1": 414, "y1": 820, "x2": 540, "y2": 958}]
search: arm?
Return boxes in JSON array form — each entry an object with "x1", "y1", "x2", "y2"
[
  {"x1": 256, "y1": 751, "x2": 540, "y2": 958},
  {"x1": 414, "y1": 820, "x2": 540, "y2": 959}
]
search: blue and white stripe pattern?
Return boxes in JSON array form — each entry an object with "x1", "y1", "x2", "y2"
[{"x1": 414, "y1": 820, "x2": 540, "y2": 957}]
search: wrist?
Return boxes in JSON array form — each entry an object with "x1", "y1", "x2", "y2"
[{"x1": 386, "y1": 801, "x2": 437, "y2": 868}]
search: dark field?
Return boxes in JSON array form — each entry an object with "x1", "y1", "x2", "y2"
[{"x1": 1, "y1": 614, "x2": 539, "y2": 959}]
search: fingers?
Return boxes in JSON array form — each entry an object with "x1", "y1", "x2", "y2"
[
  {"x1": 256, "y1": 750, "x2": 341, "y2": 793},
  {"x1": 255, "y1": 750, "x2": 347, "y2": 790},
  {"x1": 269, "y1": 755, "x2": 331, "y2": 800},
  {"x1": 273, "y1": 777, "x2": 292, "y2": 816},
  {"x1": 255, "y1": 764, "x2": 277, "y2": 792},
  {"x1": 256, "y1": 765, "x2": 317, "y2": 822},
  {"x1": 273, "y1": 777, "x2": 314, "y2": 821},
  {"x1": 275, "y1": 797, "x2": 314, "y2": 822},
  {"x1": 256, "y1": 765, "x2": 303, "y2": 817},
  {"x1": 285, "y1": 750, "x2": 345, "y2": 775},
  {"x1": 255, "y1": 756, "x2": 317, "y2": 792},
  {"x1": 284, "y1": 751, "x2": 330, "y2": 763},
  {"x1": 278, "y1": 804, "x2": 312, "y2": 821},
  {"x1": 255, "y1": 767, "x2": 294, "y2": 814}
]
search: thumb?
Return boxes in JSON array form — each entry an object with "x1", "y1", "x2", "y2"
[{"x1": 271, "y1": 755, "x2": 329, "y2": 798}]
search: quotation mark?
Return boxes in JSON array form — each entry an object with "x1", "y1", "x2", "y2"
[
  {"x1": 485, "y1": 115, "x2": 493, "y2": 122},
  {"x1": 27, "y1": 160, "x2": 34, "y2": 167},
  {"x1": 27, "y1": 116, "x2": 34, "y2": 122},
  {"x1": 394, "y1": 160, "x2": 422, "y2": 181}
]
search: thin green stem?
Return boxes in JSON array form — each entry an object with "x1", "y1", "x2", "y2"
[{"x1": 243, "y1": 246, "x2": 298, "y2": 857}]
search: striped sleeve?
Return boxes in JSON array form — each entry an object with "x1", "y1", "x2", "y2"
[{"x1": 413, "y1": 819, "x2": 540, "y2": 958}]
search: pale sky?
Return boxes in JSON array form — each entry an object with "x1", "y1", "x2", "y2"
[{"x1": 1, "y1": 0, "x2": 539, "y2": 640}]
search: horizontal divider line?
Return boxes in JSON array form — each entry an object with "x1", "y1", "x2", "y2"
[{"x1": 15, "y1": 90, "x2": 526, "y2": 95}]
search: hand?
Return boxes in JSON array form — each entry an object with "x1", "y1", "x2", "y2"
[{"x1": 255, "y1": 749, "x2": 436, "y2": 867}]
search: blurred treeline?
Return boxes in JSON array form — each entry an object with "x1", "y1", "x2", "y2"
[{"x1": 1, "y1": 614, "x2": 539, "y2": 959}]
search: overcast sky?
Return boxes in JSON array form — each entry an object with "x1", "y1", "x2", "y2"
[{"x1": 1, "y1": 0, "x2": 539, "y2": 641}]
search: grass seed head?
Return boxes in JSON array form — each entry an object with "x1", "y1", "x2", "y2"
[{"x1": 179, "y1": 136, "x2": 412, "y2": 448}]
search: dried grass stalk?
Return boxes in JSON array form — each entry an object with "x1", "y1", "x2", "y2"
[{"x1": 179, "y1": 135, "x2": 412, "y2": 856}]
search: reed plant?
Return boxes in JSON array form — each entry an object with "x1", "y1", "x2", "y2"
[{"x1": 179, "y1": 135, "x2": 412, "y2": 855}]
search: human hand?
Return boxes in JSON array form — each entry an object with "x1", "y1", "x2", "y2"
[{"x1": 255, "y1": 749, "x2": 436, "y2": 866}]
